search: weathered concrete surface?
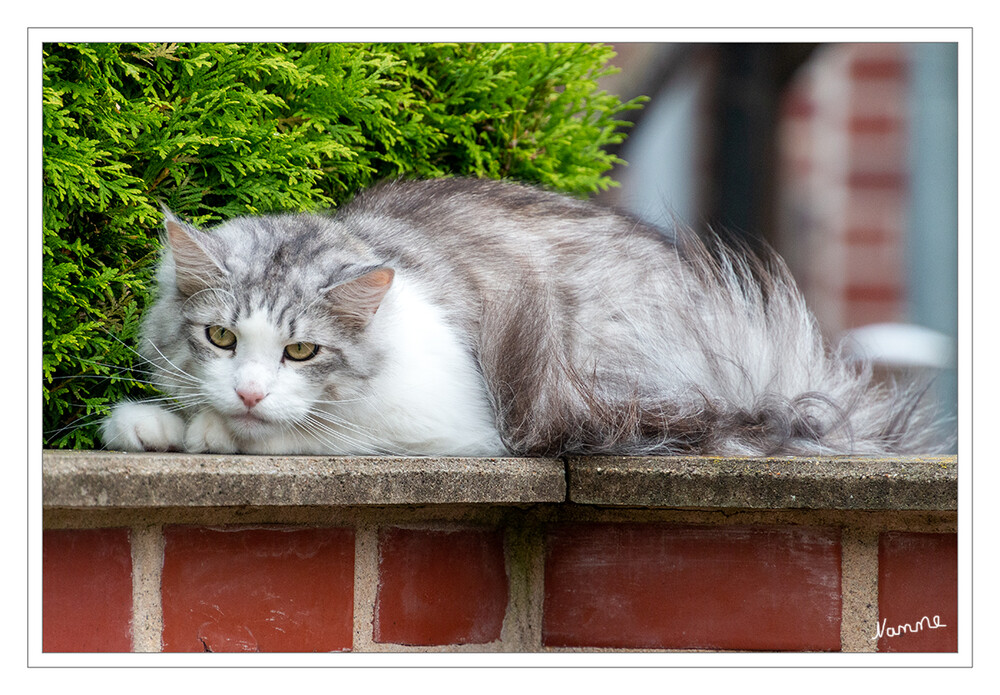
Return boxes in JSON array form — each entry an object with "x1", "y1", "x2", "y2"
[
  {"x1": 567, "y1": 456, "x2": 957, "y2": 510},
  {"x1": 43, "y1": 451, "x2": 958, "y2": 511},
  {"x1": 42, "y1": 450, "x2": 567, "y2": 508}
]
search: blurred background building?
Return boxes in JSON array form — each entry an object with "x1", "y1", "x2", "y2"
[{"x1": 599, "y1": 42, "x2": 958, "y2": 427}]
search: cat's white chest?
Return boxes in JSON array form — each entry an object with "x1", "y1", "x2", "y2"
[{"x1": 321, "y1": 276, "x2": 505, "y2": 456}]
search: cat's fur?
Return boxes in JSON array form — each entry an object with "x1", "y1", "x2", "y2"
[{"x1": 101, "y1": 177, "x2": 950, "y2": 456}]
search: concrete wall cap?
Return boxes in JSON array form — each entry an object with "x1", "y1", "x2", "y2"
[
  {"x1": 42, "y1": 451, "x2": 957, "y2": 511},
  {"x1": 42, "y1": 450, "x2": 567, "y2": 507},
  {"x1": 567, "y1": 455, "x2": 958, "y2": 510}
]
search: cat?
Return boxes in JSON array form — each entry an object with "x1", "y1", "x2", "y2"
[{"x1": 100, "y1": 177, "x2": 951, "y2": 457}]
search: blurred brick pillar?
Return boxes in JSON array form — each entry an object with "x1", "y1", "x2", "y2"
[{"x1": 777, "y1": 44, "x2": 910, "y2": 337}]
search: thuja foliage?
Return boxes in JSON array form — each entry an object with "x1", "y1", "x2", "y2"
[{"x1": 43, "y1": 41, "x2": 643, "y2": 448}]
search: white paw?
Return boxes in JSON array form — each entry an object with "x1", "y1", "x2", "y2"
[
  {"x1": 185, "y1": 410, "x2": 238, "y2": 453},
  {"x1": 101, "y1": 402, "x2": 186, "y2": 452}
]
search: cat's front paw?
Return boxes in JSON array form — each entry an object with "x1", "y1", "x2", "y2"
[
  {"x1": 101, "y1": 402, "x2": 186, "y2": 452},
  {"x1": 185, "y1": 410, "x2": 239, "y2": 453}
]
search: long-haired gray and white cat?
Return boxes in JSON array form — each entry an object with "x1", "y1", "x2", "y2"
[{"x1": 101, "y1": 177, "x2": 949, "y2": 457}]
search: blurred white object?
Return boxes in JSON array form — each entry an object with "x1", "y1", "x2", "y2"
[{"x1": 841, "y1": 323, "x2": 955, "y2": 370}]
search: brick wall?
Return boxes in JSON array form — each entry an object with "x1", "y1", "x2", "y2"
[
  {"x1": 42, "y1": 451, "x2": 959, "y2": 655},
  {"x1": 777, "y1": 43, "x2": 911, "y2": 336}
]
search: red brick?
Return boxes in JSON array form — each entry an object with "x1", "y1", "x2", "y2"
[
  {"x1": 849, "y1": 115, "x2": 902, "y2": 134},
  {"x1": 847, "y1": 171, "x2": 907, "y2": 190},
  {"x1": 851, "y1": 58, "x2": 905, "y2": 80},
  {"x1": 43, "y1": 528, "x2": 133, "y2": 652},
  {"x1": 843, "y1": 284, "x2": 903, "y2": 304},
  {"x1": 375, "y1": 527, "x2": 507, "y2": 646},
  {"x1": 845, "y1": 227, "x2": 896, "y2": 245},
  {"x1": 842, "y1": 298, "x2": 905, "y2": 331},
  {"x1": 848, "y1": 133, "x2": 906, "y2": 177},
  {"x1": 783, "y1": 157, "x2": 813, "y2": 179},
  {"x1": 781, "y1": 91, "x2": 815, "y2": 120},
  {"x1": 878, "y1": 532, "x2": 958, "y2": 652},
  {"x1": 843, "y1": 189, "x2": 906, "y2": 234},
  {"x1": 844, "y1": 242, "x2": 903, "y2": 289},
  {"x1": 543, "y1": 524, "x2": 842, "y2": 651},
  {"x1": 161, "y1": 526, "x2": 354, "y2": 652}
]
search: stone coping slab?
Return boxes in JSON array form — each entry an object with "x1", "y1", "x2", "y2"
[
  {"x1": 42, "y1": 450, "x2": 567, "y2": 508},
  {"x1": 567, "y1": 455, "x2": 958, "y2": 510},
  {"x1": 42, "y1": 451, "x2": 957, "y2": 511}
]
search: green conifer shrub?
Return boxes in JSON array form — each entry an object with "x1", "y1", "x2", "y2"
[{"x1": 42, "y1": 41, "x2": 643, "y2": 448}]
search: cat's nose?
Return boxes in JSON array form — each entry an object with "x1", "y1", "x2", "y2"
[{"x1": 236, "y1": 388, "x2": 266, "y2": 409}]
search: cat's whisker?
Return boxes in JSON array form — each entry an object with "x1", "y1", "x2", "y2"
[
  {"x1": 299, "y1": 410, "x2": 417, "y2": 456},
  {"x1": 45, "y1": 412, "x2": 110, "y2": 441},
  {"x1": 142, "y1": 338, "x2": 202, "y2": 385},
  {"x1": 67, "y1": 354, "x2": 166, "y2": 377},
  {"x1": 52, "y1": 374, "x2": 202, "y2": 395},
  {"x1": 182, "y1": 286, "x2": 237, "y2": 310},
  {"x1": 71, "y1": 352, "x2": 202, "y2": 391},
  {"x1": 310, "y1": 394, "x2": 379, "y2": 406},
  {"x1": 322, "y1": 414, "x2": 422, "y2": 457},
  {"x1": 296, "y1": 414, "x2": 376, "y2": 454},
  {"x1": 306, "y1": 399, "x2": 398, "y2": 438},
  {"x1": 299, "y1": 410, "x2": 377, "y2": 446},
  {"x1": 98, "y1": 328, "x2": 205, "y2": 384}
]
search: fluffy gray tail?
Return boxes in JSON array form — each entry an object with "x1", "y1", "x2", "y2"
[{"x1": 483, "y1": 231, "x2": 954, "y2": 457}]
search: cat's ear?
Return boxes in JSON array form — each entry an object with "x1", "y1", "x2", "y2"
[
  {"x1": 161, "y1": 209, "x2": 226, "y2": 296},
  {"x1": 323, "y1": 266, "x2": 395, "y2": 330}
]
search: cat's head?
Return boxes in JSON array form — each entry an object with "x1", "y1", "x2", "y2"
[{"x1": 146, "y1": 210, "x2": 395, "y2": 443}]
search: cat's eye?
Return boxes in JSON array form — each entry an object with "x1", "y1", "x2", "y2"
[
  {"x1": 206, "y1": 325, "x2": 237, "y2": 349},
  {"x1": 284, "y1": 341, "x2": 318, "y2": 361}
]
